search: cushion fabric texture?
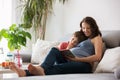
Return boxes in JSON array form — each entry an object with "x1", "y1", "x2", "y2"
[{"x1": 31, "y1": 39, "x2": 60, "y2": 64}]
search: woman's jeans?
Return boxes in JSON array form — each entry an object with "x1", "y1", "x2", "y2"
[{"x1": 41, "y1": 47, "x2": 92, "y2": 75}]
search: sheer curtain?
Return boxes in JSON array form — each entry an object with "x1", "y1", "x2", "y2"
[
  {"x1": 0, "y1": 0, "x2": 12, "y2": 53},
  {"x1": 0, "y1": 0, "x2": 12, "y2": 29},
  {"x1": 0, "y1": 0, "x2": 32, "y2": 55}
]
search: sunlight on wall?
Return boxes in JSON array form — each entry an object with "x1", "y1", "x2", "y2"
[{"x1": 0, "y1": 0, "x2": 12, "y2": 29}]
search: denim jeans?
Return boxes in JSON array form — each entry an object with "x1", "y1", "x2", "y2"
[{"x1": 41, "y1": 47, "x2": 92, "y2": 75}]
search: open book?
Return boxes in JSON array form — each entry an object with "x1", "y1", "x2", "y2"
[{"x1": 60, "y1": 50, "x2": 75, "y2": 58}]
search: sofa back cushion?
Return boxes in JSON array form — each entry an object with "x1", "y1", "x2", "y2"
[
  {"x1": 31, "y1": 39, "x2": 60, "y2": 64},
  {"x1": 102, "y1": 30, "x2": 120, "y2": 48}
]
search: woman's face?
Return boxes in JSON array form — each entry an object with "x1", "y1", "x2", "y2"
[{"x1": 81, "y1": 22, "x2": 92, "y2": 37}]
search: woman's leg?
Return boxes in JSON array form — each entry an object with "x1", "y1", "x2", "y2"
[
  {"x1": 9, "y1": 47, "x2": 65, "y2": 77},
  {"x1": 44, "y1": 61, "x2": 92, "y2": 75},
  {"x1": 9, "y1": 62, "x2": 26, "y2": 77},
  {"x1": 28, "y1": 47, "x2": 67, "y2": 76},
  {"x1": 38, "y1": 47, "x2": 92, "y2": 75},
  {"x1": 41, "y1": 47, "x2": 67, "y2": 70}
]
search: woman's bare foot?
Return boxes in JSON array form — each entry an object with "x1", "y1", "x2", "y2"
[
  {"x1": 9, "y1": 62, "x2": 26, "y2": 77},
  {"x1": 28, "y1": 64, "x2": 45, "y2": 76}
]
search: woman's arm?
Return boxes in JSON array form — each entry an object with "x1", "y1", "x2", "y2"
[{"x1": 68, "y1": 35, "x2": 103, "y2": 63}]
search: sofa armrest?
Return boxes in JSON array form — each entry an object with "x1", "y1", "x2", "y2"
[{"x1": 14, "y1": 53, "x2": 31, "y2": 63}]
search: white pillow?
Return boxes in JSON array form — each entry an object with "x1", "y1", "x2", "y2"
[
  {"x1": 95, "y1": 47, "x2": 120, "y2": 73},
  {"x1": 31, "y1": 39, "x2": 60, "y2": 64}
]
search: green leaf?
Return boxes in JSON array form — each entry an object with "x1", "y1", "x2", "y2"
[
  {"x1": 8, "y1": 40, "x2": 16, "y2": 51},
  {"x1": 25, "y1": 32, "x2": 31, "y2": 39},
  {"x1": 0, "y1": 29, "x2": 9, "y2": 38},
  {"x1": 0, "y1": 24, "x2": 31, "y2": 51},
  {"x1": 0, "y1": 31, "x2": 2, "y2": 41},
  {"x1": 18, "y1": 36, "x2": 26, "y2": 46},
  {"x1": 9, "y1": 24, "x2": 16, "y2": 31}
]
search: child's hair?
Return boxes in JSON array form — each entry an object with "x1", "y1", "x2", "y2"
[{"x1": 73, "y1": 31, "x2": 88, "y2": 43}]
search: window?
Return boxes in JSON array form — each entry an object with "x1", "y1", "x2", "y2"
[
  {"x1": 0, "y1": 0, "x2": 12, "y2": 53},
  {"x1": 0, "y1": 0, "x2": 12, "y2": 29}
]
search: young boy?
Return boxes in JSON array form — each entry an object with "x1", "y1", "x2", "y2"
[
  {"x1": 57, "y1": 31, "x2": 87, "y2": 58},
  {"x1": 58, "y1": 31, "x2": 87, "y2": 50}
]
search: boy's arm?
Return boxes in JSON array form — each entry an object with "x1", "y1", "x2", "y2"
[
  {"x1": 66, "y1": 44, "x2": 74, "y2": 49},
  {"x1": 57, "y1": 42, "x2": 68, "y2": 51}
]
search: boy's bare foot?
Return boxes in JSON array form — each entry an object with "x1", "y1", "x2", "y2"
[
  {"x1": 28, "y1": 64, "x2": 45, "y2": 76},
  {"x1": 9, "y1": 62, "x2": 26, "y2": 77}
]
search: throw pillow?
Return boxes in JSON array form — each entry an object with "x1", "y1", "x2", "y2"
[
  {"x1": 31, "y1": 39, "x2": 60, "y2": 64},
  {"x1": 95, "y1": 47, "x2": 120, "y2": 73}
]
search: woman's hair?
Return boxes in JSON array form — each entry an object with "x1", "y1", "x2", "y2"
[
  {"x1": 80, "y1": 16, "x2": 102, "y2": 38},
  {"x1": 73, "y1": 31, "x2": 87, "y2": 43}
]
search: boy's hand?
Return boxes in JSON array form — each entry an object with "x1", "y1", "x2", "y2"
[{"x1": 66, "y1": 44, "x2": 74, "y2": 49}]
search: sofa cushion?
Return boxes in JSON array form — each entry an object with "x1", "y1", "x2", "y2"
[
  {"x1": 95, "y1": 47, "x2": 120, "y2": 73},
  {"x1": 102, "y1": 31, "x2": 120, "y2": 48},
  {"x1": 31, "y1": 39, "x2": 60, "y2": 64}
]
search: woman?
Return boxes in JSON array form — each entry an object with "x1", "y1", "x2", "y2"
[{"x1": 9, "y1": 16, "x2": 103, "y2": 77}]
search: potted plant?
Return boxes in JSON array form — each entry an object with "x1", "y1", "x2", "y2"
[
  {"x1": 0, "y1": 24, "x2": 31, "y2": 67},
  {"x1": 19, "y1": 0, "x2": 67, "y2": 41}
]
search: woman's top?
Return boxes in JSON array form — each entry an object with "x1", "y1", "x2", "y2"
[{"x1": 70, "y1": 39, "x2": 95, "y2": 57}]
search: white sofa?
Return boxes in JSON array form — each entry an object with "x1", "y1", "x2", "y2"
[{"x1": 5, "y1": 30, "x2": 120, "y2": 80}]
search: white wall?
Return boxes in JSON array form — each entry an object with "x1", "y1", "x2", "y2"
[
  {"x1": 12, "y1": 0, "x2": 21, "y2": 24},
  {"x1": 45, "y1": 1, "x2": 64, "y2": 41},
  {"x1": 0, "y1": 0, "x2": 12, "y2": 29},
  {"x1": 45, "y1": 0, "x2": 120, "y2": 41}
]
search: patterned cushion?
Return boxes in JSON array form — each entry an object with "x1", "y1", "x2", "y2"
[{"x1": 31, "y1": 39, "x2": 60, "y2": 64}]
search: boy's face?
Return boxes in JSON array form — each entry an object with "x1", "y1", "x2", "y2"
[{"x1": 69, "y1": 36, "x2": 78, "y2": 47}]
